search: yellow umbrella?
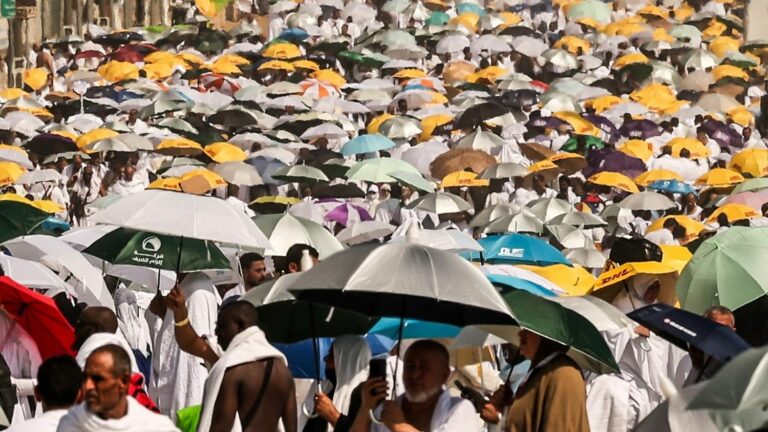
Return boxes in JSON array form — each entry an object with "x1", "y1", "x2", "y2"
[
  {"x1": 706, "y1": 203, "x2": 760, "y2": 223},
  {"x1": 652, "y1": 28, "x2": 675, "y2": 42},
  {"x1": 0, "y1": 162, "x2": 25, "y2": 185},
  {"x1": 216, "y1": 54, "x2": 249, "y2": 66},
  {"x1": 31, "y1": 200, "x2": 64, "y2": 213},
  {"x1": 709, "y1": 36, "x2": 741, "y2": 58},
  {"x1": 618, "y1": 139, "x2": 654, "y2": 162},
  {"x1": 0, "y1": 88, "x2": 28, "y2": 100},
  {"x1": 659, "y1": 245, "x2": 693, "y2": 274},
  {"x1": 311, "y1": 69, "x2": 346, "y2": 88},
  {"x1": 142, "y1": 62, "x2": 174, "y2": 81},
  {"x1": 257, "y1": 60, "x2": 295, "y2": 73},
  {"x1": 0, "y1": 144, "x2": 27, "y2": 157},
  {"x1": 703, "y1": 20, "x2": 727, "y2": 38},
  {"x1": 553, "y1": 36, "x2": 591, "y2": 54},
  {"x1": 204, "y1": 61, "x2": 242, "y2": 75},
  {"x1": 630, "y1": 83, "x2": 679, "y2": 112},
  {"x1": 262, "y1": 42, "x2": 302, "y2": 59},
  {"x1": 592, "y1": 261, "x2": 679, "y2": 305},
  {"x1": 467, "y1": 65, "x2": 507, "y2": 83},
  {"x1": 588, "y1": 171, "x2": 640, "y2": 193},
  {"x1": 528, "y1": 160, "x2": 560, "y2": 175},
  {"x1": 420, "y1": 114, "x2": 453, "y2": 141},
  {"x1": 441, "y1": 171, "x2": 489, "y2": 187},
  {"x1": 367, "y1": 113, "x2": 395, "y2": 134},
  {"x1": 393, "y1": 69, "x2": 427, "y2": 79},
  {"x1": 729, "y1": 107, "x2": 754, "y2": 127},
  {"x1": 673, "y1": 3, "x2": 694, "y2": 21},
  {"x1": 713, "y1": 64, "x2": 749, "y2": 81},
  {"x1": 634, "y1": 169, "x2": 683, "y2": 186},
  {"x1": 729, "y1": 148, "x2": 768, "y2": 178},
  {"x1": 695, "y1": 168, "x2": 745, "y2": 187},
  {"x1": 553, "y1": 111, "x2": 601, "y2": 136},
  {"x1": 450, "y1": 12, "x2": 480, "y2": 32},
  {"x1": 575, "y1": 17, "x2": 600, "y2": 29},
  {"x1": 517, "y1": 264, "x2": 595, "y2": 296},
  {"x1": 292, "y1": 60, "x2": 320, "y2": 71},
  {"x1": 499, "y1": 12, "x2": 522, "y2": 26},
  {"x1": 443, "y1": 61, "x2": 476, "y2": 84},
  {"x1": 180, "y1": 168, "x2": 228, "y2": 189},
  {"x1": 51, "y1": 130, "x2": 78, "y2": 141},
  {"x1": 586, "y1": 95, "x2": 623, "y2": 113},
  {"x1": 76, "y1": 128, "x2": 119, "y2": 150},
  {"x1": 148, "y1": 177, "x2": 182, "y2": 192},
  {"x1": 203, "y1": 142, "x2": 248, "y2": 163},
  {"x1": 144, "y1": 51, "x2": 190, "y2": 69},
  {"x1": 156, "y1": 138, "x2": 204, "y2": 156},
  {"x1": 251, "y1": 196, "x2": 301, "y2": 205},
  {"x1": 603, "y1": 21, "x2": 648, "y2": 37},
  {"x1": 97, "y1": 61, "x2": 139, "y2": 82},
  {"x1": 667, "y1": 137, "x2": 710, "y2": 158},
  {"x1": 177, "y1": 52, "x2": 205, "y2": 65},
  {"x1": 22, "y1": 68, "x2": 50, "y2": 91},
  {"x1": 648, "y1": 216, "x2": 705, "y2": 242},
  {"x1": 0, "y1": 193, "x2": 33, "y2": 204},
  {"x1": 638, "y1": 5, "x2": 669, "y2": 19},
  {"x1": 548, "y1": 152, "x2": 587, "y2": 175}
]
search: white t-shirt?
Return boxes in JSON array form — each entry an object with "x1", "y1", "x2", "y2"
[{"x1": 7, "y1": 409, "x2": 67, "y2": 432}]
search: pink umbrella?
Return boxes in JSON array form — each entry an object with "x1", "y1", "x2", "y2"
[
  {"x1": 722, "y1": 191, "x2": 768, "y2": 211},
  {"x1": 325, "y1": 203, "x2": 373, "y2": 226}
]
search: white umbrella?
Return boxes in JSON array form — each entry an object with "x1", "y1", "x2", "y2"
[
  {"x1": 250, "y1": 147, "x2": 296, "y2": 165},
  {"x1": 211, "y1": 162, "x2": 264, "y2": 186},
  {"x1": 336, "y1": 220, "x2": 396, "y2": 245},
  {"x1": 547, "y1": 223, "x2": 591, "y2": 248},
  {"x1": 470, "y1": 203, "x2": 518, "y2": 228},
  {"x1": 479, "y1": 163, "x2": 528, "y2": 179},
  {"x1": 526, "y1": 197, "x2": 574, "y2": 222},
  {"x1": 695, "y1": 93, "x2": 740, "y2": 113},
  {"x1": 407, "y1": 191, "x2": 472, "y2": 214},
  {"x1": 253, "y1": 213, "x2": 344, "y2": 259},
  {"x1": 301, "y1": 123, "x2": 349, "y2": 141},
  {"x1": 484, "y1": 209, "x2": 545, "y2": 234},
  {"x1": 547, "y1": 211, "x2": 607, "y2": 228},
  {"x1": 481, "y1": 264, "x2": 567, "y2": 295},
  {"x1": 86, "y1": 133, "x2": 154, "y2": 153},
  {"x1": 563, "y1": 246, "x2": 607, "y2": 268},
  {"x1": 619, "y1": 191, "x2": 677, "y2": 211},
  {"x1": 2, "y1": 235, "x2": 113, "y2": 309},
  {"x1": 437, "y1": 34, "x2": 470, "y2": 54},
  {"x1": 90, "y1": 190, "x2": 272, "y2": 249},
  {"x1": 456, "y1": 130, "x2": 508, "y2": 152},
  {"x1": 511, "y1": 36, "x2": 548, "y2": 58},
  {"x1": 400, "y1": 140, "x2": 450, "y2": 176},
  {"x1": 0, "y1": 254, "x2": 73, "y2": 296},
  {"x1": 471, "y1": 34, "x2": 511, "y2": 55},
  {"x1": 15, "y1": 169, "x2": 66, "y2": 185},
  {"x1": 542, "y1": 49, "x2": 579, "y2": 70},
  {"x1": 0, "y1": 146, "x2": 33, "y2": 169},
  {"x1": 390, "y1": 223, "x2": 483, "y2": 252}
]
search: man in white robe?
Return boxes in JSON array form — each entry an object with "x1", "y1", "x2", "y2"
[{"x1": 0, "y1": 312, "x2": 42, "y2": 426}]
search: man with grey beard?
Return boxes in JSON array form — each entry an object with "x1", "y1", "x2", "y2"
[{"x1": 350, "y1": 340, "x2": 483, "y2": 432}]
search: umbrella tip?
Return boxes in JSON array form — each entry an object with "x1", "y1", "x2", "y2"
[
  {"x1": 301, "y1": 249, "x2": 314, "y2": 271},
  {"x1": 406, "y1": 222, "x2": 420, "y2": 243},
  {"x1": 659, "y1": 375, "x2": 678, "y2": 399}
]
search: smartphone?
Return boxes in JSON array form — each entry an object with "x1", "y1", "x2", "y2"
[{"x1": 369, "y1": 357, "x2": 387, "y2": 380}]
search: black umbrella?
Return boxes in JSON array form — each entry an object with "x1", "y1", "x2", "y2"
[
  {"x1": 499, "y1": 26, "x2": 537, "y2": 37},
  {"x1": 313, "y1": 183, "x2": 366, "y2": 199},
  {"x1": 92, "y1": 31, "x2": 143, "y2": 46},
  {"x1": 619, "y1": 118, "x2": 662, "y2": 139},
  {"x1": 501, "y1": 89, "x2": 539, "y2": 109},
  {"x1": 454, "y1": 101, "x2": 509, "y2": 130},
  {"x1": 629, "y1": 303, "x2": 750, "y2": 362},
  {"x1": 24, "y1": 133, "x2": 78, "y2": 156}
]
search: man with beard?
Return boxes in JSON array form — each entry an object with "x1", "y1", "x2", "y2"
[{"x1": 351, "y1": 340, "x2": 483, "y2": 432}]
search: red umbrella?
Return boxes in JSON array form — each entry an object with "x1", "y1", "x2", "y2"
[
  {"x1": 75, "y1": 50, "x2": 105, "y2": 61},
  {"x1": 199, "y1": 73, "x2": 241, "y2": 96},
  {"x1": 109, "y1": 44, "x2": 157, "y2": 63},
  {"x1": 0, "y1": 277, "x2": 75, "y2": 360}
]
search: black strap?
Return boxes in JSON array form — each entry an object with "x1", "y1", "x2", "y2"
[{"x1": 242, "y1": 358, "x2": 275, "y2": 426}]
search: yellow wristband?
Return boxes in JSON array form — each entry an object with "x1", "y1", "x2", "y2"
[{"x1": 174, "y1": 317, "x2": 190, "y2": 327}]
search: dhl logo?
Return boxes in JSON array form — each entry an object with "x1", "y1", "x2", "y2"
[{"x1": 598, "y1": 268, "x2": 632, "y2": 286}]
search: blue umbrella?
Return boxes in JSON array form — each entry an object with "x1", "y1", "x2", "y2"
[
  {"x1": 368, "y1": 317, "x2": 461, "y2": 340},
  {"x1": 647, "y1": 179, "x2": 696, "y2": 195},
  {"x1": 37, "y1": 217, "x2": 71, "y2": 235},
  {"x1": 469, "y1": 234, "x2": 571, "y2": 266},
  {"x1": 485, "y1": 274, "x2": 558, "y2": 297},
  {"x1": 456, "y1": 2, "x2": 486, "y2": 15},
  {"x1": 279, "y1": 27, "x2": 309, "y2": 42},
  {"x1": 340, "y1": 134, "x2": 396, "y2": 156},
  {"x1": 629, "y1": 304, "x2": 750, "y2": 362},
  {"x1": 274, "y1": 338, "x2": 333, "y2": 379},
  {"x1": 248, "y1": 156, "x2": 287, "y2": 185}
]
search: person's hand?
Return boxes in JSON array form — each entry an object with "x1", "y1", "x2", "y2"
[
  {"x1": 489, "y1": 385, "x2": 509, "y2": 407},
  {"x1": 381, "y1": 400, "x2": 407, "y2": 429},
  {"x1": 480, "y1": 402, "x2": 502, "y2": 424},
  {"x1": 164, "y1": 285, "x2": 188, "y2": 321},
  {"x1": 314, "y1": 391, "x2": 341, "y2": 425},
  {"x1": 361, "y1": 378, "x2": 388, "y2": 410},
  {"x1": 634, "y1": 325, "x2": 650, "y2": 337},
  {"x1": 148, "y1": 290, "x2": 167, "y2": 317}
]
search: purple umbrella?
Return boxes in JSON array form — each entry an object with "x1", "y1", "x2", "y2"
[
  {"x1": 325, "y1": 203, "x2": 373, "y2": 227},
  {"x1": 702, "y1": 118, "x2": 743, "y2": 150},
  {"x1": 526, "y1": 116, "x2": 568, "y2": 131},
  {"x1": 619, "y1": 119, "x2": 662, "y2": 140},
  {"x1": 584, "y1": 150, "x2": 647, "y2": 179},
  {"x1": 582, "y1": 113, "x2": 619, "y2": 144}
]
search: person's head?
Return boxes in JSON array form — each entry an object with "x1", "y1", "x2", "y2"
[
  {"x1": 671, "y1": 224, "x2": 687, "y2": 241},
  {"x1": 122, "y1": 165, "x2": 135, "y2": 181},
  {"x1": 402, "y1": 340, "x2": 450, "y2": 404},
  {"x1": 685, "y1": 192, "x2": 697, "y2": 207},
  {"x1": 240, "y1": 252, "x2": 266, "y2": 287},
  {"x1": 518, "y1": 329, "x2": 567, "y2": 364},
  {"x1": 401, "y1": 185, "x2": 414, "y2": 201},
  {"x1": 704, "y1": 305, "x2": 735, "y2": 330},
  {"x1": 397, "y1": 99, "x2": 408, "y2": 114},
  {"x1": 35, "y1": 355, "x2": 81, "y2": 411},
  {"x1": 696, "y1": 128, "x2": 708, "y2": 144},
  {"x1": 743, "y1": 127, "x2": 752, "y2": 140},
  {"x1": 284, "y1": 243, "x2": 319, "y2": 273},
  {"x1": 82, "y1": 164, "x2": 94, "y2": 181},
  {"x1": 679, "y1": 148, "x2": 691, "y2": 159},
  {"x1": 72, "y1": 154, "x2": 83, "y2": 168},
  {"x1": 379, "y1": 183, "x2": 391, "y2": 199},
  {"x1": 662, "y1": 218, "x2": 679, "y2": 232},
  {"x1": 82, "y1": 345, "x2": 132, "y2": 419},
  {"x1": 215, "y1": 301, "x2": 259, "y2": 350},
  {"x1": 717, "y1": 213, "x2": 730, "y2": 227},
  {"x1": 74, "y1": 306, "x2": 119, "y2": 350}
]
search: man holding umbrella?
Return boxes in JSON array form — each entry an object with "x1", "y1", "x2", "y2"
[{"x1": 350, "y1": 340, "x2": 483, "y2": 432}]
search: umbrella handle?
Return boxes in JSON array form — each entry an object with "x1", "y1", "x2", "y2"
[
  {"x1": 301, "y1": 402, "x2": 320, "y2": 419},
  {"x1": 369, "y1": 408, "x2": 384, "y2": 425}
]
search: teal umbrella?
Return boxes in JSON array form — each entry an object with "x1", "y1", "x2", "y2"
[
  {"x1": 345, "y1": 158, "x2": 420, "y2": 183},
  {"x1": 456, "y1": 2, "x2": 486, "y2": 15},
  {"x1": 732, "y1": 178, "x2": 768, "y2": 193},
  {"x1": 83, "y1": 228, "x2": 230, "y2": 272},
  {"x1": 677, "y1": 227, "x2": 768, "y2": 314},
  {"x1": 340, "y1": 134, "x2": 396, "y2": 156},
  {"x1": 0, "y1": 201, "x2": 51, "y2": 244},
  {"x1": 426, "y1": 11, "x2": 450, "y2": 26},
  {"x1": 387, "y1": 170, "x2": 435, "y2": 193},
  {"x1": 483, "y1": 289, "x2": 619, "y2": 374}
]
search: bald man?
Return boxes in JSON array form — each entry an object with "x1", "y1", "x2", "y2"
[{"x1": 108, "y1": 165, "x2": 146, "y2": 196}]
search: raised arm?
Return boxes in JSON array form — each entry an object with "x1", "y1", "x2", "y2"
[{"x1": 165, "y1": 286, "x2": 219, "y2": 365}]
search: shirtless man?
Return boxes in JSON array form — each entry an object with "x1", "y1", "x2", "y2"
[{"x1": 166, "y1": 291, "x2": 296, "y2": 432}]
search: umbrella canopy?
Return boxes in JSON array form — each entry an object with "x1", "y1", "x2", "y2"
[
  {"x1": 483, "y1": 290, "x2": 619, "y2": 374},
  {"x1": 289, "y1": 242, "x2": 515, "y2": 326},
  {"x1": 629, "y1": 303, "x2": 750, "y2": 362},
  {"x1": 677, "y1": 227, "x2": 768, "y2": 313},
  {"x1": 526, "y1": 197, "x2": 573, "y2": 222},
  {"x1": 407, "y1": 191, "x2": 472, "y2": 214},
  {"x1": 346, "y1": 158, "x2": 420, "y2": 183},
  {"x1": 546, "y1": 211, "x2": 607, "y2": 228},
  {"x1": 619, "y1": 191, "x2": 677, "y2": 211},
  {"x1": 253, "y1": 213, "x2": 344, "y2": 259},
  {"x1": 90, "y1": 190, "x2": 271, "y2": 249},
  {"x1": 0, "y1": 200, "x2": 51, "y2": 243},
  {"x1": 335, "y1": 220, "x2": 395, "y2": 246},
  {"x1": 588, "y1": 171, "x2": 641, "y2": 193},
  {"x1": 325, "y1": 203, "x2": 373, "y2": 227},
  {"x1": 272, "y1": 164, "x2": 330, "y2": 183},
  {"x1": 474, "y1": 234, "x2": 570, "y2": 266},
  {"x1": 340, "y1": 134, "x2": 396, "y2": 156},
  {"x1": 0, "y1": 276, "x2": 75, "y2": 360}
]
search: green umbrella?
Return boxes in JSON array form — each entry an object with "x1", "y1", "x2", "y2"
[
  {"x1": 388, "y1": 170, "x2": 436, "y2": 194},
  {"x1": 566, "y1": 0, "x2": 612, "y2": 24},
  {"x1": 272, "y1": 164, "x2": 329, "y2": 183},
  {"x1": 618, "y1": 63, "x2": 653, "y2": 83},
  {"x1": 561, "y1": 135, "x2": 606, "y2": 154},
  {"x1": 253, "y1": 213, "x2": 344, "y2": 259},
  {"x1": 677, "y1": 227, "x2": 768, "y2": 314},
  {"x1": 731, "y1": 178, "x2": 768, "y2": 193},
  {"x1": 345, "y1": 158, "x2": 420, "y2": 183},
  {"x1": 244, "y1": 273, "x2": 376, "y2": 343},
  {"x1": 83, "y1": 228, "x2": 231, "y2": 272},
  {"x1": 426, "y1": 11, "x2": 449, "y2": 26},
  {"x1": 0, "y1": 201, "x2": 51, "y2": 244},
  {"x1": 482, "y1": 289, "x2": 619, "y2": 374},
  {"x1": 338, "y1": 50, "x2": 387, "y2": 68}
]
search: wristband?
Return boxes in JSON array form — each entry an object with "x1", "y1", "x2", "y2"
[{"x1": 175, "y1": 317, "x2": 190, "y2": 327}]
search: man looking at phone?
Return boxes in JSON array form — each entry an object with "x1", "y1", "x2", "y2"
[{"x1": 350, "y1": 340, "x2": 483, "y2": 432}]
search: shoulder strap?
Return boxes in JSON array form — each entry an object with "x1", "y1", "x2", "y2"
[{"x1": 242, "y1": 358, "x2": 275, "y2": 426}]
